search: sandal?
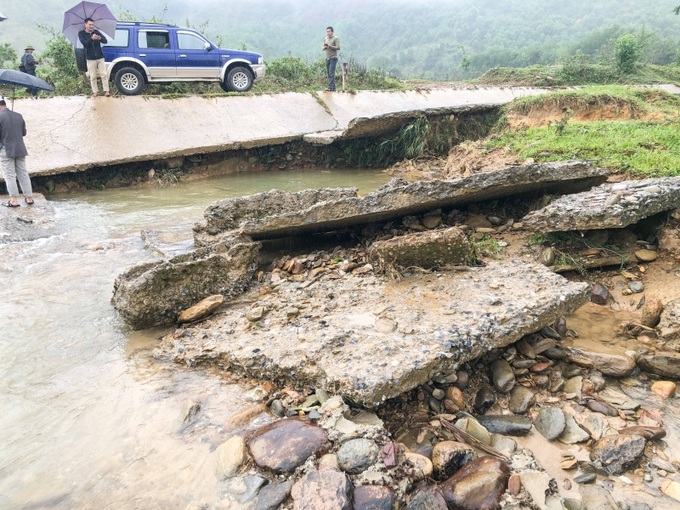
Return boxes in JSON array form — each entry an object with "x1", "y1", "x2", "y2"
[
  {"x1": 25, "y1": 197, "x2": 34, "y2": 205},
  {"x1": 2, "y1": 201, "x2": 20, "y2": 207},
  {"x1": 105, "y1": 92, "x2": 111, "y2": 97},
  {"x1": 91, "y1": 92, "x2": 98, "y2": 98}
]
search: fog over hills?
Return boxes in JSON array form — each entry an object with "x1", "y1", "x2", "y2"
[{"x1": 2, "y1": 0, "x2": 679, "y2": 78}]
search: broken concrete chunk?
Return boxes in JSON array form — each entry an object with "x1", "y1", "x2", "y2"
[
  {"x1": 367, "y1": 227, "x2": 473, "y2": 271},
  {"x1": 112, "y1": 240, "x2": 260, "y2": 330},
  {"x1": 523, "y1": 177, "x2": 680, "y2": 232},
  {"x1": 194, "y1": 161, "x2": 607, "y2": 242}
]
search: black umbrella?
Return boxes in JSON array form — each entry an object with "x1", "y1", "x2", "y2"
[
  {"x1": 0, "y1": 69, "x2": 54, "y2": 109},
  {"x1": 0, "y1": 11, "x2": 6, "y2": 21}
]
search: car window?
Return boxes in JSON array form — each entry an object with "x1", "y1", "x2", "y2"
[
  {"x1": 177, "y1": 31, "x2": 208, "y2": 50},
  {"x1": 138, "y1": 30, "x2": 170, "y2": 49},
  {"x1": 103, "y1": 28, "x2": 129, "y2": 48}
]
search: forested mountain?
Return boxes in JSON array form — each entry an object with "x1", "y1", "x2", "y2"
[{"x1": 2, "y1": 0, "x2": 679, "y2": 79}]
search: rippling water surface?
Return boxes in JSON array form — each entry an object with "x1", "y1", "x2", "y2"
[{"x1": 0, "y1": 169, "x2": 390, "y2": 509}]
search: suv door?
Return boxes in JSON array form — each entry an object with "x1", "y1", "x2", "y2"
[
  {"x1": 135, "y1": 29, "x2": 176, "y2": 79},
  {"x1": 175, "y1": 30, "x2": 221, "y2": 80}
]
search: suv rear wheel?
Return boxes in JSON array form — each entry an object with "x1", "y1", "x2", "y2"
[
  {"x1": 222, "y1": 66, "x2": 253, "y2": 92},
  {"x1": 114, "y1": 67, "x2": 145, "y2": 95}
]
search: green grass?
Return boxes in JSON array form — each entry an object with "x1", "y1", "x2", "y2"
[
  {"x1": 486, "y1": 85, "x2": 680, "y2": 177},
  {"x1": 488, "y1": 120, "x2": 680, "y2": 176}
]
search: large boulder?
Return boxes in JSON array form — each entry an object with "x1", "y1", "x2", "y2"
[{"x1": 112, "y1": 239, "x2": 260, "y2": 330}]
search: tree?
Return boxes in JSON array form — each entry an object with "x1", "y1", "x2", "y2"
[{"x1": 615, "y1": 34, "x2": 640, "y2": 74}]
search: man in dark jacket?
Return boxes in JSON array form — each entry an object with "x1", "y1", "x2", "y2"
[
  {"x1": 78, "y1": 17, "x2": 110, "y2": 97},
  {"x1": 20, "y1": 45, "x2": 39, "y2": 99},
  {"x1": 0, "y1": 97, "x2": 34, "y2": 207}
]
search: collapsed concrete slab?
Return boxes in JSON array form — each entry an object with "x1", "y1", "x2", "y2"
[
  {"x1": 155, "y1": 260, "x2": 590, "y2": 407},
  {"x1": 193, "y1": 161, "x2": 608, "y2": 243},
  {"x1": 522, "y1": 177, "x2": 680, "y2": 232},
  {"x1": 112, "y1": 239, "x2": 260, "y2": 330}
]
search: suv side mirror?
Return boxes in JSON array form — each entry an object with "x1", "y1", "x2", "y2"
[{"x1": 204, "y1": 42, "x2": 211, "y2": 51}]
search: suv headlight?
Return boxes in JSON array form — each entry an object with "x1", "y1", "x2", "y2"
[{"x1": 258, "y1": 57, "x2": 264, "y2": 65}]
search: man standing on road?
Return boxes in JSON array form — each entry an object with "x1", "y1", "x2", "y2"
[
  {"x1": 20, "y1": 45, "x2": 39, "y2": 99},
  {"x1": 0, "y1": 97, "x2": 34, "y2": 208},
  {"x1": 78, "y1": 17, "x2": 110, "y2": 97},
  {"x1": 322, "y1": 26, "x2": 340, "y2": 92}
]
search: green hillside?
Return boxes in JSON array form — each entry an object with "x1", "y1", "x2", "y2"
[{"x1": 2, "y1": 0, "x2": 679, "y2": 79}]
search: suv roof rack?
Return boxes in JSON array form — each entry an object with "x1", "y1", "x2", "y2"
[{"x1": 116, "y1": 21, "x2": 178, "y2": 27}]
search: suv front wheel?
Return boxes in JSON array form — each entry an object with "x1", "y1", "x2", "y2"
[
  {"x1": 221, "y1": 66, "x2": 253, "y2": 92},
  {"x1": 114, "y1": 67, "x2": 145, "y2": 95}
]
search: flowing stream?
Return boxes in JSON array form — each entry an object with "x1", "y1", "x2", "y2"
[{"x1": 0, "y1": 169, "x2": 390, "y2": 509}]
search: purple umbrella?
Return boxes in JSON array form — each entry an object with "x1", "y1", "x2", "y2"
[{"x1": 62, "y1": 1, "x2": 117, "y2": 45}]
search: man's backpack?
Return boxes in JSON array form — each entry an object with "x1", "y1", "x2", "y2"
[{"x1": 19, "y1": 63, "x2": 26, "y2": 72}]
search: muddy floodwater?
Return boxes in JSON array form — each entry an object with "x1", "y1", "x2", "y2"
[{"x1": 0, "y1": 169, "x2": 389, "y2": 509}]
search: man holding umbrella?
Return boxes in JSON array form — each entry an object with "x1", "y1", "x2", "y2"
[
  {"x1": 78, "y1": 17, "x2": 110, "y2": 97},
  {"x1": 0, "y1": 97, "x2": 34, "y2": 207}
]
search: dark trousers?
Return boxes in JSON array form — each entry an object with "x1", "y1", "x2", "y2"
[{"x1": 326, "y1": 57, "x2": 338, "y2": 91}]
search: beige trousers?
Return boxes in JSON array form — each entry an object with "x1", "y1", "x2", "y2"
[{"x1": 86, "y1": 58, "x2": 109, "y2": 94}]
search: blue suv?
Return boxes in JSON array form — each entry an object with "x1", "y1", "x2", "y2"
[{"x1": 77, "y1": 22, "x2": 266, "y2": 95}]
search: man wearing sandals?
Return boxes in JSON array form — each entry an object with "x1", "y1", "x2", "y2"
[
  {"x1": 0, "y1": 97, "x2": 34, "y2": 207},
  {"x1": 78, "y1": 17, "x2": 110, "y2": 98}
]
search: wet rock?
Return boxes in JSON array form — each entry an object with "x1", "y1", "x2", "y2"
[
  {"x1": 559, "y1": 414, "x2": 590, "y2": 444},
  {"x1": 405, "y1": 452, "x2": 433, "y2": 481},
  {"x1": 651, "y1": 380, "x2": 676, "y2": 398},
  {"x1": 491, "y1": 359, "x2": 515, "y2": 393},
  {"x1": 635, "y1": 249, "x2": 658, "y2": 262},
  {"x1": 255, "y1": 480, "x2": 294, "y2": 510},
  {"x1": 454, "y1": 370, "x2": 469, "y2": 390},
  {"x1": 637, "y1": 353, "x2": 680, "y2": 379},
  {"x1": 565, "y1": 347, "x2": 636, "y2": 377},
  {"x1": 247, "y1": 419, "x2": 329, "y2": 473},
  {"x1": 579, "y1": 484, "x2": 619, "y2": 510},
  {"x1": 367, "y1": 227, "x2": 473, "y2": 271},
  {"x1": 641, "y1": 295, "x2": 663, "y2": 328},
  {"x1": 476, "y1": 415, "x2": 532, "y2": 436},
  {"x1": 580, "y1": 412, "x2": 607, "y2": 441},
  {"x1": 431, "y1": 440, "x2": 477, "y2": 480},
  {"x1": 440, "y1": 456, "x2": 510, "y2": 510},
  {"x1": 543, "y1": 346, "x2": 567, "y2": 360},
  {"x1": 216, "y1": 435, "x2": 246, "y2": 479},
  {"x1": 534, "y1": 407, "x2": 566, "y2": 441},
  {"x1": 539, "y1": 247, "x2": 555, "y2": 266},
  {"x1": 112, "y1": 240, "x2": 260, "y2": 330},
  {"x1": 563, "y1": 375, "x2": 583, "y2": 399},
  {"x1": 474, "y1": 386, "x2": 496, "y2": 414},
  {"x1": 508, "y1": 385, "x2": 535, "y2": 414},
  {"x1": 618, "y1": 426, "x2": 666, "y2": 440},
  {"x1": 590, "y1": 283, "x2": 610, "y2": 305},
  {"x1": 454, "y1": 416, "x2": 491, "y2": 445},
  {"x1": 522, "y1": 177, "x2": 680, "y2": 232},
  {"x1": 352, "y1": 485, "x2": 394, "y2": 510},
  {"x1": 490, "y1": 434, "x2": 517, "y2": 457},
  {"x1": 629, "y1": 281, "x2": 645, "y2": 293},
  {"x1": 445, "y1": 386, "x2": 465, "y2": 410},
  {"x1": 586, "y1": 399, "x2": 619, "y2": 417},
  {"x1": 406, "y1": 486, "x2": 448, "y2": 510},
  {"x1": 290, "y1": 469, "x2": 352, "y2": 510},
  {"x1": 177, "y1": 294, "x2": 224, "y2": 323},
  {"x1": 337, "y1": 438, "x2": 379, "y2": 475},
  {"x1": 246, "y1": 306, "x2": 265, "y2": 322},
  {"x1": 590, "y1": 434, "x2": 647, "y2": 475},
  {"x1": 518, "y1": 470, "x2": 553, "y2": 510},
  {"x1": 270, "y1": 399, "x2": 285, "y2": 418},
  {"x1": 224, "y1": 475, "x2": 268, "y2": 506},
  {"x1": 508, "y1": 473, "x2": 521, "y2": 496}
]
